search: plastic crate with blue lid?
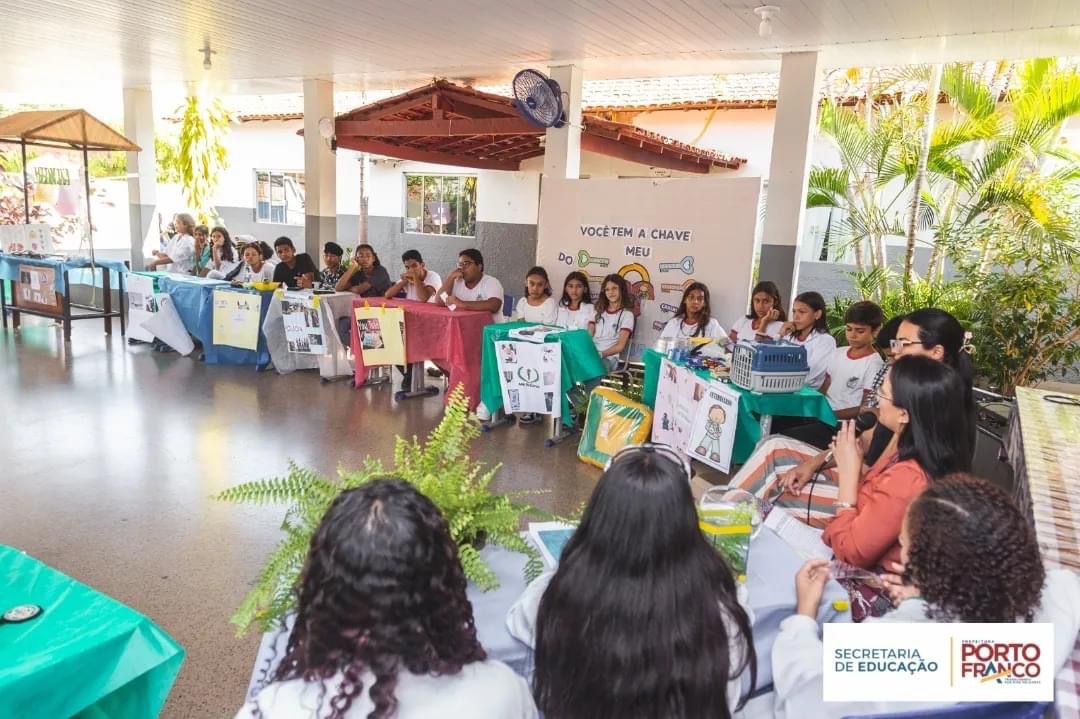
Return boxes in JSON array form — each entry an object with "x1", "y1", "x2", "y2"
[{"x1": 730, "y1": 339, "x2": 809, "y2": 394}]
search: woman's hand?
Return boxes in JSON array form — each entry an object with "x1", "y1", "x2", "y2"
[
  {"x1": 795, "y1": 559, "x2": 832, "y2": 618},
  {"x1": 780, "y1": 320, "x2": 797, "y2": 336},
  {"x1": 778, "y1": 461, "x2": 815, "y2": 496},
  {"x1": 879, "y1": 561, "x2": 919, "y2": 607},
  {"x1": 831, "y1": 420, "x2": 864, "y2": 479},
  {"x1": 767, "y1": 308, "x2": 780, "y2": 322}
]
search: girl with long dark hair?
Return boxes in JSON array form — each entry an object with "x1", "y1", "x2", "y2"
[
  {"x1": 240, "y1": 479, "x2": 536, "y2": 719},
  {"x1": 508, "y1": 445, "x2": 756, "y2": 719},
  {"x1": 778, "y1": 475, "x2": 1080, "y2": 718},
  {"x1": 555, "y1": 271, "x2": 594, "y2": 330},
  {"x1": 202, "y1": 226, "x2": 237, "y2": 278},
  {"x1": 660, "y1": 281, "x2": 724, "y2": 340},
  {"x1": 780, "y1": 291, "x2": 836, "y2": 389},
  {"x1": 512, "y1": 266, "x2": 557, "y2": 324},
  {"x1": 729, "y1": 280, "x2": 786, "y2": 342},
  {"x1": 588, "y1": 274, "x2": 635, "y2": 366}
]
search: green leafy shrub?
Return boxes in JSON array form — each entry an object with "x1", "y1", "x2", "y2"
[{"x1": 216, "y1": 384, "x2": 548, "y2": 636}]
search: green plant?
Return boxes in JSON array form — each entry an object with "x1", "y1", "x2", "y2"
[
  {"x1": 154, "y1": 137, "x2": 182, "y2": 184},
  {"x1": 215, "y1": 384, "x2": 548, "y2": 636},
  {"x1": 176, "y1": 95, "x2": 231, "y2": 225},
  {"x1": 88, "y1": 151, "x2": 127, "y2": 178}
]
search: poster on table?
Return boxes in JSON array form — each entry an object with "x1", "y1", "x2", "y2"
[
  {"x1": 280, "y1": 291, "x2": 326, "y2": 355},
  {"x1": 536, "y1": 177, "x2": 760, "y2": 358},
  {"x1": 126, "y1": 273, "x2": 159, "y2": 343},
  {"x1": 353, "y1": 304, "x2": 406, "y2": 366},
  {"x1": 0, "y1": 224, "x2": 52, "y2": 254},
  {"x1": 212, "y1": 289, "x2": 261, "y2": 351},
  {"x1": 143, "y1": 293, "x2": 195, "y2": 355},
  {"x1": 686, "y1": 381, "x2": 740, "y2": 473},
  {"x1": 651, "y1": 358, "x2": 682, "y2": 448},
  {"x1": 16, "y1": 265, "x2": 58, "y2": 308},
  {"x1": 494, "y1": 340, "x2": 563, "y2": 417},
  {"x1": 673, "y1": 368, "x2": 711, "y2": 453}
]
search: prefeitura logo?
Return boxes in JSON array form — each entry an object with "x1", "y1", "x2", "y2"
[{"x1": 959, "y1": 640, "x2": 1044, "y2": 685}]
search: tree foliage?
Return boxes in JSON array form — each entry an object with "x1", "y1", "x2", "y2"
[{"x1": 176, "y1": 95, "x2": 231, "y2": 225}]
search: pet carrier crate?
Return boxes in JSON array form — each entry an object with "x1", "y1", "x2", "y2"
[{"x1": 730, "y1": 340, "x2": 809, "y2": 394}]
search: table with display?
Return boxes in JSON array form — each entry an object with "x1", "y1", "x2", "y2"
[
  {"x1": 0, "y1": 545, "x2": 184, "y2": 718},
  {"x1": 0, "y1": 253, "x2": 127, "y2": 341},
  {"x1": 641, "y1": 348, "x2": 837, "y2": 466},
  {"x1": 157, "y1": 275, "x2": 274, "y2": 368},
  {"x1": 245, "y1": 526, "x2": 849, "y2": 702},
  {"x1": 261, "y1": 290, "x2": 356, "y2": 380},
  {"x1": 479, "y1": 321, "x2": 608, "y2": 445},
  {"x1": 350, "y1": 297, "x2": 493, "y2": 408}
]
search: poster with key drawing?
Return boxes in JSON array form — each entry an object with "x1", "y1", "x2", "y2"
[{"x1": 494, "y1": 340, "x2": 562, "y2": 417}]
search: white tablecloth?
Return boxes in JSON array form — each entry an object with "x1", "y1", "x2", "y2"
[
  {"x1": 245, "y1": 526, "x2": 848, "y2": 702},
  {"x1": 261, "y1": 291, "x2": 354, "y2": 379}
]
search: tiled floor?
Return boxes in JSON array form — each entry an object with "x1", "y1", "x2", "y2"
[{"x1": 0, "y1": 319, "x2": 610, "y2": 717}]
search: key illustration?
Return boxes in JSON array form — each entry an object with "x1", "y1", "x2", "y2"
[
  {"x1": 577, "y1": 250, "x2": 610, "y2": 268},
  {"x1": 659, "y1": 256, "x2": 695, "y2": 274}
]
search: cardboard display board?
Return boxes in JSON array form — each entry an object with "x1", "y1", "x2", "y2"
[
  {"x1": 127, "y1": 273, "x2": 158, "y2": 343},
  {"x1": 536, "y1": 177, "x2": 761, "y2": 358},
  {"x1": 212, "y1": 289, "x2": 261, "y2": 351},
  {"x1": 15, "y1": 264, "x2": 60, "y2": 312},
  {"x1": 494, "y1": 340, "x2": 562, "y2": 416},
  {"x1": 353, "y1": 305, "x2": 406, "y2": 366},
  {"x1": 0, "y1": 224, "x2": 52, "y2": 254},
  {"x1": 280, "y1": 291, "x2": 327, "y2": 355}
]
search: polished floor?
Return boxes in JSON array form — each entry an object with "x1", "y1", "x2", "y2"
[{"x1": 0, "y1": 319, "x2": 611, "y2": 718}]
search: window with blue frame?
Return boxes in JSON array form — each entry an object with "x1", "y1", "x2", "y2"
[{"x1": 255, "y1": 170, "x2": 305, "y2": 225}]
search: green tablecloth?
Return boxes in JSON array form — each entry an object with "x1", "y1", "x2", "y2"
[
  {"x1": 0, "y1": 545, "x2": 184, "y2": 718},
  {"x1": 642, "y1": 348, "x2": 837, "y2": 465},
  {"x1": 480, "y1": 321, "x2": 608, "y2": 427}
]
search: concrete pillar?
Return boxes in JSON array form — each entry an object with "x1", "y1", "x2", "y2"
[
  {"x1": 543, "y1": 65, "x2": 583, "y2": 180},
  {"x1": 123, "y1": 87, "x2": 158, "y2": 270},
  {"x1": 303, "y1": 78, "x2": 337, "y2": 256},
  {"x1": 760, "y1": 51, "x2": 823, "y2": 308}
]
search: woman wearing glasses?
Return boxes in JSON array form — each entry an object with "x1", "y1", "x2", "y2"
[{"x1": 507, "y1": 444, "x2": 756, "y2": 719}]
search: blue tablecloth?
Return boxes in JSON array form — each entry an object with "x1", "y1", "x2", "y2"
[
  {"x1": 157, "y1": 276, "x2": 273, "y2": 367},
  {"x1": 0, "y1": 254, "x2": 128, "y2": 294}
]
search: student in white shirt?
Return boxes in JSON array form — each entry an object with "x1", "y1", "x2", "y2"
[
  {"x1": 225, "y1": 243, "x2": 276, "y2": 283},
  {"x1": 436, "y1": 248, "x2": 505, "y2": 321},
  {"x1": 239, "y1": 479, "x2": 537, "y2": 719},
  {"x1": 384, "y1": 249, "x2": 442, "y2": 303},
  {"x1": 776, "y1": 475, "x2": 1080, "y2": 719},
  {"x1": 589, "y1": 273, "x2": 635, "y2": 368},
  {"x1": 201, "y1": 226, "x2": 239, "y2": 279},
  {"x1": 729, "y1": 280, "x2": 786, "y2": 343},
  {"x1": 779, "y1": 291, "x2": 836, "y2": 389},
  {"x1": 508, "y1": 444, "x2": 756, "y2": 719},
  {"x1": 512, "y1": 266, "x2": 558, "y2": 324},
  {"x1": 555, "y1": 271, "x2": 595, "y2": 330},
  {"x1": 145, "y1": 212, "x2": 196, "y2": 273},
  {"x1": 660, "y1": 281, "x2": 725, "y2": 342}
]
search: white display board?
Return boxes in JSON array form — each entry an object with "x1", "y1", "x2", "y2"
[
  {"x1": 536, "y1": 177, "x2": 761, "y2": 357},
  {"x1": 494, "y1": 340, "x2": 562, "y2": 416}
]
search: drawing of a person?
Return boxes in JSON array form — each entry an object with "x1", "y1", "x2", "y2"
[{"x1": 694, "y1": 405, "x2": 727, "y2": 463}]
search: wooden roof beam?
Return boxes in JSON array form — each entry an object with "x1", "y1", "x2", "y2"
[
  {"x1": 336, "y1": 117, "x2": 540, "y2": 137},
  {"x1": 580, "y1": 133, "x2": 710, "y2": 174},
  {"x1": 336, "y1": 137, "x2": 521, "y2": 171}
]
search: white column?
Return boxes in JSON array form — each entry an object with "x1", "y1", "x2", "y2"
[
  {"x1": 123, "y1": 87, "x2": 158, "y2": 270},
  {"x1": 760, "y1": 51, "x2": 822, "y2": 308},
  {"x1": 303, "y1": 78, "x2": 337, "y2": 257},
  {"x1": 543, "y1": 65, "x2": 583, "y2": 180}
]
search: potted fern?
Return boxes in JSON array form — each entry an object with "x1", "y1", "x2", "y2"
[{"x1": 217, "y1": 384, "x2": 546, "y2": 636}]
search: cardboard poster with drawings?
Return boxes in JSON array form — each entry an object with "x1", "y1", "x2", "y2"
[
  {"x1": 353, "y1": 304, "x2": 406, "y2": 366},
  {"x1": 213, "y1": 289, "x2": 261, "y2": 350},
  {"x1": 494, "y1": 340, "x2": 562, "y2": 416},
  {"x1": 16, "y1": 264, "x2": 59, "y2": 311},
  {"x1": 651, "y1": 358, "x2": 682, "y2": 448},
  {"x1": 0, "y1": 224, "x2": 52, "y2": 254},
  {"x1": 673, "y1": 368, "x2": 710, "y2": 453},
  {"x1": 126, "y1": 273, "x2": 159, "y2": 342},
  {"x1": 281, "y1": 291, "x2": 326, "y2": 355},
  {"x1": 687, "y1": 381, "x2": 740, "y2": 473}
]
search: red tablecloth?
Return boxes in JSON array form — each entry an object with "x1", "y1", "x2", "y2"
[{"x1": 350, "y1": 297, "x2": 493, "y2": 409}]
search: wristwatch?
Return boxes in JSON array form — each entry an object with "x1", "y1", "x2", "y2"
[{"x1": 2, "y1": 604, "x2": 43, "y2": 624}]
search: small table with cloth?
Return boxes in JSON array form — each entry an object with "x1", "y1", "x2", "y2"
[
  {"x1": 641, "y1": 348, "x2": 837, "y2": 466},
  {"x1": 0, "y1": 545, "x2": 184, "y2": 718},
  {"x1": 350, "y1": 297, "x2": 492, "y2": 409}
]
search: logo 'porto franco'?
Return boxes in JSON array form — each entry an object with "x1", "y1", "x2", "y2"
[{"x1": 960, "y1": 641, "x2": 1042, "y2": 684}]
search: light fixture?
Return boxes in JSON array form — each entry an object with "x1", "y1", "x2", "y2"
[
  {"x1": 317, "y1": 117, "x2": 335, "y2": 140},
  {"x1": 754, "y1": 5, "x2": 780, "y2": 38},
  {"x1": 199, "y1": 41, "x2": 216, "y2": 70}
]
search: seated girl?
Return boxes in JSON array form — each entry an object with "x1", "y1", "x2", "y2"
[
  {"x1": 779, "y1": 291, "x2": 835, "y2": 389},
  {"x1": 659, "y1": 281, "x2": 725, "y2": 342},
  {"x1": 225, "y1": 243, "x2": 275, "y2": 283},
  {"x1": 588, "y1": 274, "x2": 635, "y2": 368},
  {"x1": 729, "y1": 280, "x2": 785, "y2": 343},
  {"x1": 775, "y1": 474, "x2": 1080, "y2": 718},
  {"x1": 512, "y1": 266, "x2": 558, "y2": 324},
  {"x1": 554, "y1": 271, "x2": 594, "y2": 330},
  {"x1": 239, "y1": 479, "x2": 537, "y2": 719},
  {"x1": 729, "y1": 355, "x2": 974, "y2": 572},
  {"x1": 202, "y1": 226, "x2": 238, "y2": 279},
  {"x1": 506, "y1": 444, "x2": 756, "y2": 718}
]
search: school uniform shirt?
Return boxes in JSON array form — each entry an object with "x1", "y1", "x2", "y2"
[
  {"x1": 659, "y1": 317, "x2": 725, "y2": 341},
  {"x1": 450, "y1": 273, "x2": 505, "y2": 321},
  {"x1": 788, "y1": 329, "x2": 836, "y2": 389},
  {"x1": 347, "y1": 264, "x2": 393, "y2": 298},
  {"x1": 273, "y1": 253, "x2": 318, "y2": 288},
  {"x1": 506, "y1": 570, "x2": 753, "y2": 718},
  {"x1": 820, "y1": 452, "x2": 928, "y2": 570},
  {"x1": 163, "y1": 233, "x2": 195, "y2": 274},
  {"x1": 234, "y1": 262, "x2": 276, "y2": 283},
  {"x1": 238, "y1": 659, "x2": 538, "y2": 719},
  {"x1": 730, "y1": 315, "x2": 784, "y2": 342},
  {"x1": 513, "y1": 296, "x2": 558, "y2": 324},
  {"x1": 404, "y1": 270, "x2": 442, "y2": 302},
  {"x1": 772, "y1": 569, "x2": 1080, "y2": 719},
  {"x1": 556, "y1": 302, "x2": 595, "y2": 330},
  {"x1": 590, "y1": 308, "x2": 635, "y2": 354},
  {"x1": 205, "y1": 257, "x2": 240, "y2": 280},
  {"x1": 823, "y1": 346, "x2": 885, "y2": 412}
]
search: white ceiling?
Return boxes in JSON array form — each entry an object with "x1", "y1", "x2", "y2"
[{"x1": 2, "y1": 0, "x2": 1080, "y2": 111}]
